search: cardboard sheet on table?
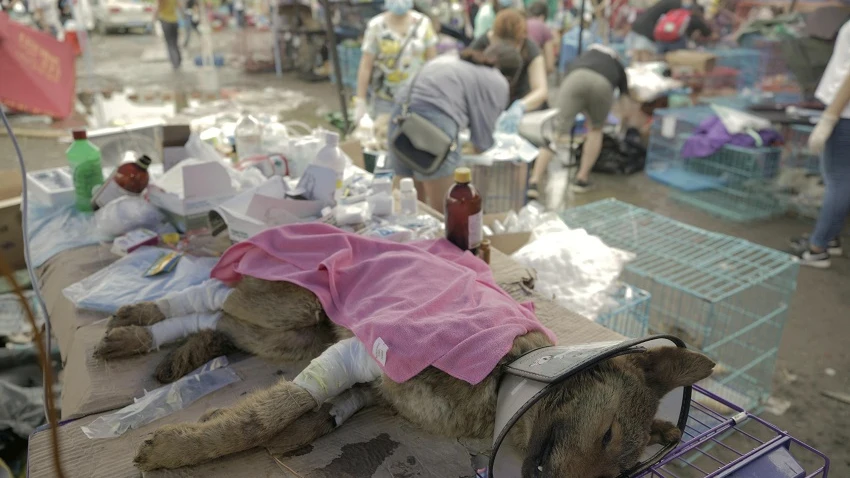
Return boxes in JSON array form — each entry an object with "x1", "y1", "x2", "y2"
[
  {"x1": 61, "y1": 319, "x2": 310, "y2": 420},
  {"x1": 36, "y1": 244, "x2": 119, "y2": 363},
  {"x1": 28, "y1": 355, "x2": 289, "y2": 478}
]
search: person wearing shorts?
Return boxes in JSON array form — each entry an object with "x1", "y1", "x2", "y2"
[
  {"x1": 388, "y1": 44, "x2": 522, "y2": 211},
  {"x1": 528, "y1": 44, "x2": 628, "y2": 193}
]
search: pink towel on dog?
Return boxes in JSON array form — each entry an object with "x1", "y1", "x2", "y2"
[{"x1": 210, "y1": 223, "x2": 556, "y2": 385}]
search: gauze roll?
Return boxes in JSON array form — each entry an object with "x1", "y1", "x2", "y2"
[
  {"x1": 147, "y1": 313, "x2": 222, "y2": 349},
  {"x1": 155, "y1": 278, "x2": 233, "y2": 317},
  {"x1": 293, "y1": 337, "x2": 382, "y2": 405}
]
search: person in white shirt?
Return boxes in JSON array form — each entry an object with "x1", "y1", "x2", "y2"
[
  {"x1": 32, "y1": 0, "x2": 62, "y2": 36},
  {"x1": 789, "y1": 19, "x2": 850, "y2": 268}
]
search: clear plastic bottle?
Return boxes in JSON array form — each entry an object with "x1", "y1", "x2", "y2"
[
  {"x1": 313, "y1": 131, "x2": 346, "y2": 202},
  {"x1": 234, "y1": 112, "x2": 263, "y2": 160},
  {"x1": 445, "y1": 167, "x2": 483, "y2": 253},
  {"x1": 399, "y1": 178, "x2": 418, "y2": 216},
  {"x1": 66, "y1": 129, "x2": 104, "y2": 212}
]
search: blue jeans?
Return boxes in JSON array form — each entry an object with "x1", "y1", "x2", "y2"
[
  {"x1": 387, "y1": 103, "x2": 462, "y2": 181},
  {"x1": 810, "y1": 118, "x2": 850, "y2": 249}
]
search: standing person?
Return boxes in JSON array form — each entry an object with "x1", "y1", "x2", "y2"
[
  {"x1": 655, "y1": 5, "x2": 714, "y2": 55},
  {"x1": 626, "y1": 0, "x2": 694, "y2": 62},
  {"x1": 31, "y1": 0, "x2": 61, "y2": 36},
  {"x1": 233, "y1": 0, "x2": 245, "y2": 27},
  {"x1": 526, "y1": 1, "x2": 556, "y2": 73},
  {"x1": 470, "y1": 8, "x2": 549, "y2": 125},
  {"x1": 154, "y1": 0, "x2": 181, "y2": 69},
  {"x1": 183, "y1": 0, "x2": 201, "y2": 48},
  {"x1": 354, "y1": 0, "x2": 437, "y2": 121},
  {"x1": 527, "y1": 44, "x2": 629, "y2": 196},
  {"x1": 473, "y1": 0, "x2": 512, "y2": 39},
  {"x1": 789, "y1": 20, "x2": 850, "y2": 268},
  {"x1": 388, "y1": 44, "x2": 523, "y2": 211}
]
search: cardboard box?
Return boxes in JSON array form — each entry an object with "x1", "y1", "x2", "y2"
[
  {"x1": 0, "y1": 170, "x2": 24, "y2": 271},
  {"x1": 665, "y1": 50, "x2": 717, "y2": 75},
  {"x1": 147, "y1": 159, "x2": 238, "y2": 233},
  {"x1": 210, "y1": 176, "x2": 324, "y2": 242},
  {"x1": 484, "y1": 213, "x2": 531, "y2": 255}
]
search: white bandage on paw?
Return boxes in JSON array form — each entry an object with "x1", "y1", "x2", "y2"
[
  {"x1": 293, "y1": 337, "x2": 382, "y2": 405},
  {"x1": 328, "y1": 387, "x2": 376, "y2": 427},
  {"x1": 154, "y1": 279, "x2": 233, "y2": 318},
  {"x1": 146, "y1": 312, "x2": 221, "y2": 349}
]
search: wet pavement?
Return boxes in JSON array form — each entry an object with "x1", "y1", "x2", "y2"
[{"x1": 1, "y1": 28, "x2": 848, "y2": 476}]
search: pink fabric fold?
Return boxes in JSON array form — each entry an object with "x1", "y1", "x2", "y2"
[{"x1": 210, "y1": 223, "x2": 556, "y2": 385}]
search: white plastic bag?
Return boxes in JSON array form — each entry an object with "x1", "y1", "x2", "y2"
[
  {"x1": 512, "y1": 221, "x2": 635, "y2": 320},
  {"x1": 81, "y1": 356, "x2": 239, "y2": 439},
  {"x1": 63, "y1": 247, "x2": 217, "y2": 313},
  {"x1": 94, "y1": 196, "x2": 166, "y2": 237}
]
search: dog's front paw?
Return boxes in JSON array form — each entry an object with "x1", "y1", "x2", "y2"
[
  {"x1": 649, "y1": 420, "x2": 682, "y2": 446},
  {"x1": 108, "y1": 302, "x2": 166, "y2": 330},
  {"x1": 94, "y1": 326, "x2": 153, "y2": 360},
  {"x1": 134, "y1": 424, "x2": 208, "y2": 471}
]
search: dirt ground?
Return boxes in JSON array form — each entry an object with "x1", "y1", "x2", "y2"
[{"x1": 2, "y1": 28, "x2": 848, "y2": 476}]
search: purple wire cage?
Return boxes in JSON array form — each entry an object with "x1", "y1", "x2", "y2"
[{"x1": 475, "y1": 385, "x2": 829, "y2": 478}]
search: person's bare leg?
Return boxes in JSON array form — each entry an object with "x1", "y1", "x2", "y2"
[
  {"x1": 576, "y1": 126, "x2": 604, "y2": 183},
  {"x1": 529, "y1": 147, "x2": 554, "y2": 186},
  {"x1": 423, "y1": 176, "x2": 455, "y2": 212}
]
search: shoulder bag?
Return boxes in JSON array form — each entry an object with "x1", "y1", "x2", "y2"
[{"x1": 388, "y1": 68, "x2": 457, "y2": 175}]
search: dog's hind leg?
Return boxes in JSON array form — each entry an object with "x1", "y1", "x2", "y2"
[
  {"x1": 134, "y1": 378, "x2": 318, "y2": 471},
  {"x1": 154, "y1": 329, "x2": 236, "y2": 383},
  {"x1": 222, "y1": 277, "x2": 328, "y2": 330},
  {"x1": 107, "y1": 279, "x2": 232, "y2": 330}
]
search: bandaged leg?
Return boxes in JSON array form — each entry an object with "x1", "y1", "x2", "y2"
[
  {"x1": 293, "y1": 337, "x2": 383, "y2": 405},
  {"x1": 147, "y1": 312, "x2": 222, "y2": 349},
  {"x1": 154, "y1": 279, "x2": 233, "y2": 318}
]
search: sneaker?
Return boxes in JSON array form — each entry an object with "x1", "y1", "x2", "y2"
[
  {"x1": 789, "y1": 235, "x2": 842, "y2": 256},
  {"x1": 796, "y1": 249, "x2": 831, "y2": 268},
  {"x1": 526, "y1": 183, "x2": 540, "y2": 200},
  {"x1": 569, "y1": 178, "x2": 592, "y2": 193}
]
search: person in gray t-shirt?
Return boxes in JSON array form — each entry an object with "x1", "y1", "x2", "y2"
[{"x1": 388, "y1": 44, "x2": 523, "y2": 211}]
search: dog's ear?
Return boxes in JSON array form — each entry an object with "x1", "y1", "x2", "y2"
[{"x1": 629, "y1": 347, "x2": 715, "y2": 396}]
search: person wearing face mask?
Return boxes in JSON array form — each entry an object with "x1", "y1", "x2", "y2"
[
  {"x1": 355, "y1": 0, "x2": 438, "y2": 122},
  {"x1": 388, "y1": 44, "x2": 523, "y2": 211}
]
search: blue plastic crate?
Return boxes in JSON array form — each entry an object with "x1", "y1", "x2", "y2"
[
  {"x1": 595, "y1": 283, "x2": 650, "y2": 338},
  {"x1": 561, "y1": 199, "x2": 799, "y2": 410}
]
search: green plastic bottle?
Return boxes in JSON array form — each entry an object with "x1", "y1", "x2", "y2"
[{"x1": 66, "y1": 129, "x2": 104, "y2": 212}]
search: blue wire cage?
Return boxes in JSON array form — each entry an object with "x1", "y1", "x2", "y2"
[
  {"x1": 561, "y1": 199, "x2": 800, "y2": 410},
  {"x1": 595, "y1": 283, "x2": 651, "y2": 339},
  {"x1": 646, "y1": 107, "x2": 784, "y2": 222},
  {"x1": 709, "y1": 48, "x2": 761, "y2": 90},
  {"x1": 333, "y1": 42, "x2": 362, "y2": 90}
]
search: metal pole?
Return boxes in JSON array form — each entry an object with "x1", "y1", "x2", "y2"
[
  {"x1": 321, "y1": 0, "x2": 350, "y2": 133},
  {"x1": 271, "y1": 0, "x2": 283, "y2": 76}
]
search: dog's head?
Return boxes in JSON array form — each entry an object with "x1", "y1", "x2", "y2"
[{"x1": 514, "y1": 347, "x2": 715, "y2": 478}]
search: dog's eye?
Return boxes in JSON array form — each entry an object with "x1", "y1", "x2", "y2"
[{"x1": 602, "y1": 425, "x2": 613, "y2": 447}]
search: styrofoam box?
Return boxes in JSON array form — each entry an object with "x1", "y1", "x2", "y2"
[{"x1": 26, "y1": 167, "x2": 75, "y2": 207}]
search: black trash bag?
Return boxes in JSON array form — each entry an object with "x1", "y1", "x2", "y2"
[{"x1": 577, "y1": 128, "x2": 646, "y2": 175}]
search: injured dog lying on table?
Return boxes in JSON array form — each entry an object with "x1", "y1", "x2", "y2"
[{"x1": 94, "y1": 222, "x2": 715, "y2": 477}]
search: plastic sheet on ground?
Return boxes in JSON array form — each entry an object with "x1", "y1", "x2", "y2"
[
  {"x1": 62, "y1": 246, "x2": 217, "y2": 314},
  {"x1": 0, "y1": 380, "x2": 44, "y2": 438},
  {"x1": 80, "y1": 356, "x2": 239, "y2": 439},
  {"x1": 511, "y1": 220, "x2": 635, "y2": 320},
  {"x1": 627, "y1": 63, "x2": 685, "y2": 103},
  {"x1": 26, "y1": 202, "x2": 111, "y2": 268}
]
